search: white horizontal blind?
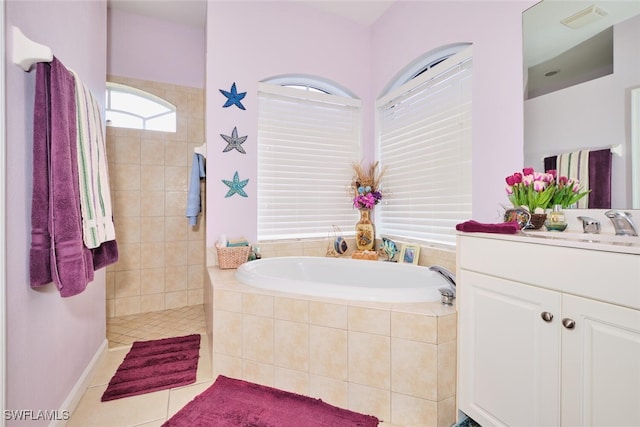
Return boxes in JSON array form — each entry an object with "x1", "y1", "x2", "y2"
[
  {"x1": 376, "y1": 47, "x2": 472, "y2": 246},
  {"x1": 258, "y1": 83, "x2": 362, "y2": 240}
]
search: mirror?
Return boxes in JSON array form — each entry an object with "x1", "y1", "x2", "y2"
[{"x1": 523, "y1": 0, "x2": 640, "y2": 209}]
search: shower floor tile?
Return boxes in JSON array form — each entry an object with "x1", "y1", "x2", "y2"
[{"x1": 107, "y1": 304, "x2": 207, "y2": 348}]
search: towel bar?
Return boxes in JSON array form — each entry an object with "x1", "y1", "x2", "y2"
[
  {"x1": 12, "y1": 26, "x2": 53, "y2": 71},
  {"x1": 542, "y1": 144, "x2": 623, "y2": 161}
]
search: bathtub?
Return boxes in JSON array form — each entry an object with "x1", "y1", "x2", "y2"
[
  {"x1": 234, "y1": 256, "x2": 446, "y2": 303},
  {"x1": 208, "y1": 254, "x2": 458, "y2": 425}
]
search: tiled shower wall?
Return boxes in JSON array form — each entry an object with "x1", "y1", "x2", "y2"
[{"x1": 105, "y1": 76, "x2": 205, "y2": 317}]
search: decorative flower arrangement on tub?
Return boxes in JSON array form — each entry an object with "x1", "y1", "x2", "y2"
[{"x1": 350, "y1": 161, "x2": 385, "y2": 251}]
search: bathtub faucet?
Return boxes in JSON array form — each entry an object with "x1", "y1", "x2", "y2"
[{"x1": 429, "y1": 266, "x2": 456, "y2": 306}]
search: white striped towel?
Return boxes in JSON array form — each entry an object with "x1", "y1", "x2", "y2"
[
  {"x1": 557, "y1": 149, "x2": 589, "y2": 208},
  {"x1": 73, "y1": 72, "x2": 117, "y2": 248}
]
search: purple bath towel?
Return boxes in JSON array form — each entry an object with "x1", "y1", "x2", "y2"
[
  {"x1": 30, "y1": 57, "x2": 118, "y2": 297},
  {"x1": 544, "y1": 148, "x2": 612, "y2": 209},
  {"x1": 587, "y1": 149, "x2": 611, "y2": 209}
]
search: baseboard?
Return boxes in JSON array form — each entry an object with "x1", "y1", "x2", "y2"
[{"x1": 49, "y1": 338, "x2": 108, "y2": 427}]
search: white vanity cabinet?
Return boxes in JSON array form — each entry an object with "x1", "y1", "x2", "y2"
[
  {"x1": 457, "y1": 234, "x2": 640, "y2": 427},
  {"x1": 560, "y1": 293, "x2": 640, "y2": 427}
]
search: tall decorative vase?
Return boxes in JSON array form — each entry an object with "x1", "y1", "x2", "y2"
[{"x1": 355, "y1": 209, "x2": 375, "y2": 251}]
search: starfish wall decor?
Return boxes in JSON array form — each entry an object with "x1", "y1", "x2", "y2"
[
  {"x1": 222, "y1": 171, "x2": 249, "y2": 198},
  {"x1": 219, "y1": 82, "x2": 246, "y2": 110},
  {"x1": 220, "y1": 127, "x2": 247, "y2": 154}
]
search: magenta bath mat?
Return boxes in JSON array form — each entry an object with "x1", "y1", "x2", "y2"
[
  {"x1": 101, "y1": 334, "x2": 201, "y2": 401},
  {"x1": 162, "y1": 375, "x2": 380, "y2": 426}
]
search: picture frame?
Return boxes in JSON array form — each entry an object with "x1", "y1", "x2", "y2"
[{"x1": 399, "y1": 244, "x2": 420, "y2": 265}]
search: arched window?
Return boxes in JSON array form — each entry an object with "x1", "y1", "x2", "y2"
[
  {"x1": 257, "y1": 75, "x2": 362, "y2": 240},
  {"x1": 379, "y1": 43, "x2": 471, "y2": 97},
  {"x1": 105, "y1": 82, "x2": 176, "y2": 132},
  {"x1": 264, "y1": 74, "x2": 356, "y2": 97},
  {"x1": 377, "y1": 44, "x2": 473, "y2": 246}
]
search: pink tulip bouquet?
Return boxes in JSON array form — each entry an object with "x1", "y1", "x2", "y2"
[
  {"x1": 505, "y1": 168, "x2": 555, "y2": 213},
  {"x1": 505, "y1": 167, "x2": 589, "y2": 212},
  {"x1": 548, "y1": 171, "x2": 590, "y2": 208}
]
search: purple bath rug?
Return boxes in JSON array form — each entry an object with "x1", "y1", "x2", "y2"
[
  {"x1": 101, "y1": 334, "x2": 201, "y2": 402},
  {"x1": 162, "y1": 375, "x2": 380, "y2": 426}
]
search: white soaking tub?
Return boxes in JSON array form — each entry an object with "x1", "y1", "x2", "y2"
[{"x1": 234, "y1": 256, "x2": 447, "y2": 303}]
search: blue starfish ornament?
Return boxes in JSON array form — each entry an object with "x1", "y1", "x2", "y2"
[
  {"x1": 219, "y1": 82, "x2": 246, "y2": 110},
  {"x1": 222, "y1": 171, "x2": 249, "y2": 198},
  {"x1": 221, "y1": 127, "x2": 247, "y2": 154}
]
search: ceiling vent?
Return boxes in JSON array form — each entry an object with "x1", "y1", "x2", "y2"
[{"x1": 561, "y1": 5, "x2": 608, "y2": 29}]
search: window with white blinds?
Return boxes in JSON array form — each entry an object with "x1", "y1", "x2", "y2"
[
  {"x1": 257, "y1": 83, "x2": 362, "y2": 240},
  {"x1": 376, "y1": 47, "x2": 472, "y2": 246}
]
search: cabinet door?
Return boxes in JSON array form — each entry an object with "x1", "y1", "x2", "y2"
[
  {"x1": 458, "y1": 270, "x2": 562, "y2": 427},
  {"x1": 561, "y1": 294, "x2": 640, "y2": 427}
]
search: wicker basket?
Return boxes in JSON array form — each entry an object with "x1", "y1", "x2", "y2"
[
  {"x1": 216, "y1": 245, "x2": 251, "y2": 269},
  {"x1": 352, "y1": 250, "x2": 379, "y2": 261}
]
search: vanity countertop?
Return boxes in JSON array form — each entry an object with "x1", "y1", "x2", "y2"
[
  {"x1": 459, "y1": 209, "x2": 640, "y2": 255},
  {"x1": 457, "y1": 229, "x2": 640, "y2": 255}
]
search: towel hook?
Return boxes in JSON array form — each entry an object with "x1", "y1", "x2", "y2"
[{"x1": 194, "y1": 143, "x2": 206, "y2": 157}]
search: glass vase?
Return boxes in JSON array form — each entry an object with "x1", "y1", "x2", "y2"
[{"x1": 355, "y1": 209, "x2": 375, "y2": 251}]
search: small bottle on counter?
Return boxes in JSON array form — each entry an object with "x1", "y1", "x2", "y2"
[
  {"x1": 545, "y1": 204, "x2": 568, "y2": 231},
  {"x1": 550, "y1": 204, "x2": 565, "y2": 224}
]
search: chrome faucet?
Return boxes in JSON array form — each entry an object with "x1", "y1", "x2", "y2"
[
  {"x1": 576, "y1": 216, "x2": 601, "y2": 234},
  {"x1": 604, "y1": 210, "x2": 638, "y2": 236},
  {"x1": 429, "y1": 266, "x2": 456, "y2": 305}
]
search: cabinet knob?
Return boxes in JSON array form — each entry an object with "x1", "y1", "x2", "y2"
[
  {"x1": 562, "y1": 318, "x2": 576, "y2": 329},
  {"x1": 540, "y1": 311, "x2": 554, "y2": 322}
]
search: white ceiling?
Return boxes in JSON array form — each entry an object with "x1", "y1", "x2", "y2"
[
  {"x1": 107, "y1": 0, "x2": 396, "y2": 28},
  {"x1": 524, "y1": 0, "x2": 640, "y2": 68}
]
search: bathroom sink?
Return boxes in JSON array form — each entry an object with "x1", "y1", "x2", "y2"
[{"x1": 522, "y1": 230, "x2": 640, "y2": 247}]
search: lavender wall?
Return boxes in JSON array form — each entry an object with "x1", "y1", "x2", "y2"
[
  {"x1": 5, "y1": 1, "x2": 107, "y2": 423},
  {"x1": 107, "y1": 7, "x2": 205, "y2": 88},
  {"x1": 205, "y1": 1, "x2": 536, "y2": 247},
  {"x1": 206, "y1": 1, "x2": 372, "y2": 245},
  {"x1": 372, "y1": 0, "x2": 536, "y2": 222}
]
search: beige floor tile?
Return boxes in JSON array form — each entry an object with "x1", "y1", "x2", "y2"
[
  {"x1": 166, "y1": 380, "x2": 214, "y2": 419},
  {"x1": 107, "y1": 304, "x2": 206, "y2": 348},
  {"x1": 67, "y1": 385, "x2": 170, "y2": 427},
  {"x1": 89, "y1": 347, "x2": 132, "y2": 387},
  {"x1": 68, "y1": 306, "x2": 211, "y2": 426},
  {"x1": 135, "y1": 421, "x2": 166, "y2": 427},
  {"x1": 195, "y1": 334, "x2": 212, "y2": 382}
]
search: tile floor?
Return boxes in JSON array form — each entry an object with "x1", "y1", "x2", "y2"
[
  {"x1": 69, "y1": 304, "x2": 402, "y2": 427},
  {"x1": 106, "y1": 305, "x2": 207, "y2": 349},
  {"x1": 68, "y1": 305, "x2": 212, "y2": 426}
]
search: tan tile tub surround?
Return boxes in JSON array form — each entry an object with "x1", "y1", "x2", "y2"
[
  {"x1": 206, "y1": 256, "x2": 457, "y2": 427},
  {"x1": 207, "y1": 237, "x2": 456, "y2": 273}
]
